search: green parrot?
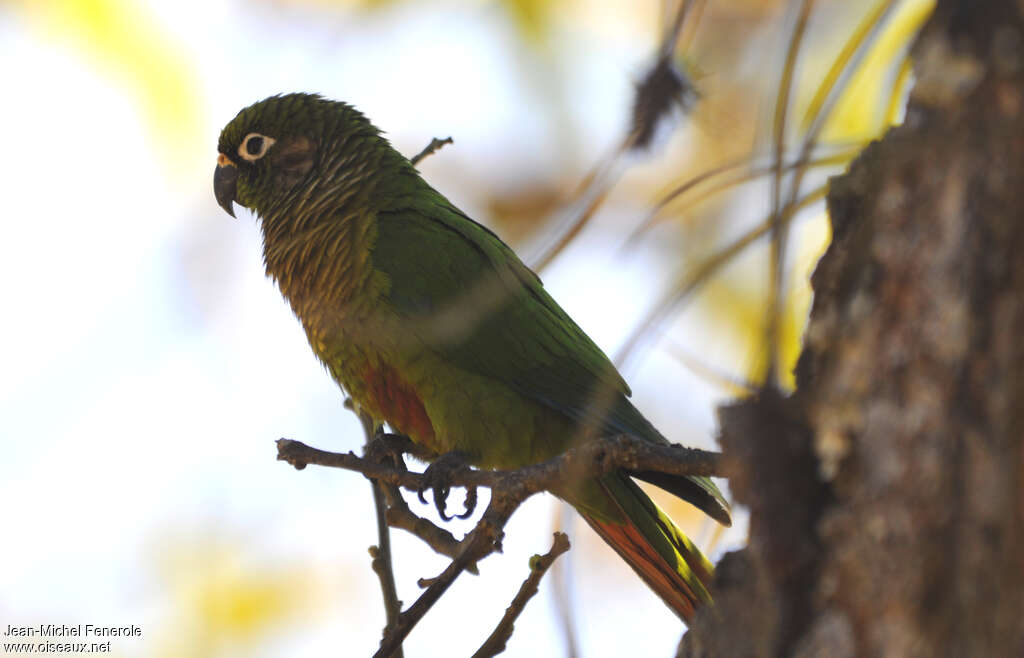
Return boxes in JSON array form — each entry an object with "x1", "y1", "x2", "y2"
[{"x1": 214, "y1": 93, "x2": 730, "y2": 620}]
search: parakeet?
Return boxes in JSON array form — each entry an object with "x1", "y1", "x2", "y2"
[{"x1": 214, "y1": 93, "x2": 730, "y2": 620}]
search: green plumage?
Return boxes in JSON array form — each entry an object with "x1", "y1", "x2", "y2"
[{"x1": 215, "y1": 93, "x2": 730, "y2": 620}]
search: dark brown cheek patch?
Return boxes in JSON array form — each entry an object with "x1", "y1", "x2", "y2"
[{"x1": 272, "y1": 135, "x2": 316, "y2": 184}]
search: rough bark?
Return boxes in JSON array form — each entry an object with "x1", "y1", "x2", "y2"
[{"x1": 680, "y1": 2, "x2": 1024, "y2": 656}]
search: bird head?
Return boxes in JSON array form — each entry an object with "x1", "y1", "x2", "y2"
[{"x1": 215, "y1": 93, "x2": 375, "y2": 218}]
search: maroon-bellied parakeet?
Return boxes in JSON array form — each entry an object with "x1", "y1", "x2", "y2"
[{"x1": 214, "y1": 93, "x2": 730, "y2": 620}]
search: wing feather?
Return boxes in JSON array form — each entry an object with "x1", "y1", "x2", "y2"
[{"x1": 371, "y1": 179, "x2": 730, "y2": 524}]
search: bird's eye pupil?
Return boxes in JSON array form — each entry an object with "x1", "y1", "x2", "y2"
[{"x1": 246, "y1": 136, "x2": 264, "y2": 156}]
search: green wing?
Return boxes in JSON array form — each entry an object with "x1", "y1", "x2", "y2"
[
  {"x1": 374, "y1": 190, "x2": 643, "y2": 436},
  {"x1": 373, "y1": 178, "x2": 729, "y2": 524}
]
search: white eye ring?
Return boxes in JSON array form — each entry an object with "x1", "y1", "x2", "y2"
[{"x1": 238, "y1": 132, "x2": 276, "y2": 162}]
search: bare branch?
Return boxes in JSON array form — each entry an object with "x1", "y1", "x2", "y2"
[
  {"x1": 276, "y1": 434, "x2": 723, "y2": 492},
  {"x1": 472, "y1": 532, "x2": 572, "y2": 658},
  {"x1": 409, "y1": 137, "x2": 453, "y2": 166},
  {"x1": 277, "y1": 433, "x2": 721, "y2": 655}
]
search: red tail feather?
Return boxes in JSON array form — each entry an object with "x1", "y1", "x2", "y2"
[{"x1": 582, "y1": 514, "x2": 705, "y2": 621}]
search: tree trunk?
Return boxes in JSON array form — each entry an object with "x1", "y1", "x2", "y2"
[{"x1": 680, "y1": 2, "x2": 1024, "y2": 656}]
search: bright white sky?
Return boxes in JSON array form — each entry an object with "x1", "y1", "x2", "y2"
[{"x1": 0, "y1": 1, "x2": 753, "y2": 656}]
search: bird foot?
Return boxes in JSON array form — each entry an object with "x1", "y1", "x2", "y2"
[
  {"x1": 417, "y1": 451, "x2": 477, "y2": 521},
  {"x1": 364, "y1": 430, "x2": 415, "y2": 469}
]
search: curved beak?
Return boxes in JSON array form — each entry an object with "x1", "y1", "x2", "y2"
[{"x1": 214, "y1": 154, "x2": 238, "y2": 218}]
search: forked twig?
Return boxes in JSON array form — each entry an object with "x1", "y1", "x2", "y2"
[{"x1": 472, "y1": 533, "x2": 572, "y2": 658}]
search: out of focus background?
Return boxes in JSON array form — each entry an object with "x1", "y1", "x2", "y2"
[{"x1": 0, "y1": 1, "x2": 932, "y2": 656}]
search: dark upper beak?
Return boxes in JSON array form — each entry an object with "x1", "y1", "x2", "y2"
[{"x1": 214, "y1": 154, "x2": 238, "y2": 218}]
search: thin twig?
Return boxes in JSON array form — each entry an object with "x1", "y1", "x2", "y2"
[
  {"x1": 550, "y1": 503, "x2": 580, "y2": 658},
  {"x1": 472, "y1": 533, "x2": 573, "y2": 658},
  {"x1": 357, "y1": 411, "x2": 404, "y2": 658},
  {"x1": 410, "y1": 137, "x2": 454, "y2": 166},
  {"x1": 374, "y1": 492, "x2": 521, "y2": 658}
]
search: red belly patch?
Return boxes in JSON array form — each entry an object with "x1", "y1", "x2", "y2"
[{"x1": 361, "y1": 363, "x2": 435, "y2": 444}]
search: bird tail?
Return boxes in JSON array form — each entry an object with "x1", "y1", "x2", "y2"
[{"x1": 574, "y1": 471, "x2": 715, "y2": 621}]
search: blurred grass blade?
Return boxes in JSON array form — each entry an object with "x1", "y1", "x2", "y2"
[
  {"x1": 629, "y1": 144, "x2": 861, "y2": 243},
  {"x1": 766, "y1": 0, "x2": 816, "y2": 387},
  {"x1": 530, "y1": 144, "x2": 626, "y2": 272},
  {"x1": 885, "y1": 55, "x2": 915, "y2": 125},
  {"x1": 664, "y1": 337, "x2": 758, "y2": 397},
  {"x1": 616, "y1": 183, "x2": 828, "y2": 369},
  {"x1": 800, "y1": 0, "x2": 900, "y2": 131},
  {"x1": 679, "y1": 0, "x2": 708, "y2": 52}
]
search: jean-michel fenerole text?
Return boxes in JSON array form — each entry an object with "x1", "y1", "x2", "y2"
[{"x1": 3, "y1": 624, "x2": 141, "y2": 638}]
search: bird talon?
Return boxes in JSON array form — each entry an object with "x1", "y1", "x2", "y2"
[
  {"x1": 433, "y1": 486, "x2": 454, "y2": 521},
  {"x1": 456, "y1": 486, "x2": 478, "y2": 520},
  {"x1": 418, "y1": 451, "x2": 472, "y2": 521}
]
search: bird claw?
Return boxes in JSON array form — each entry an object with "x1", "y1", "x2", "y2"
[{"x1": 418, "y1": 451, "x2": 476, "y2": 521}]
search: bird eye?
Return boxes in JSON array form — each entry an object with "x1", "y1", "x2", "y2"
[
  {"x1": 238, "y1": 132, "x2": 275, "y2": 162},
  {"x1": 246, "y1": 136, "x2": 264, "y2": 155}
]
